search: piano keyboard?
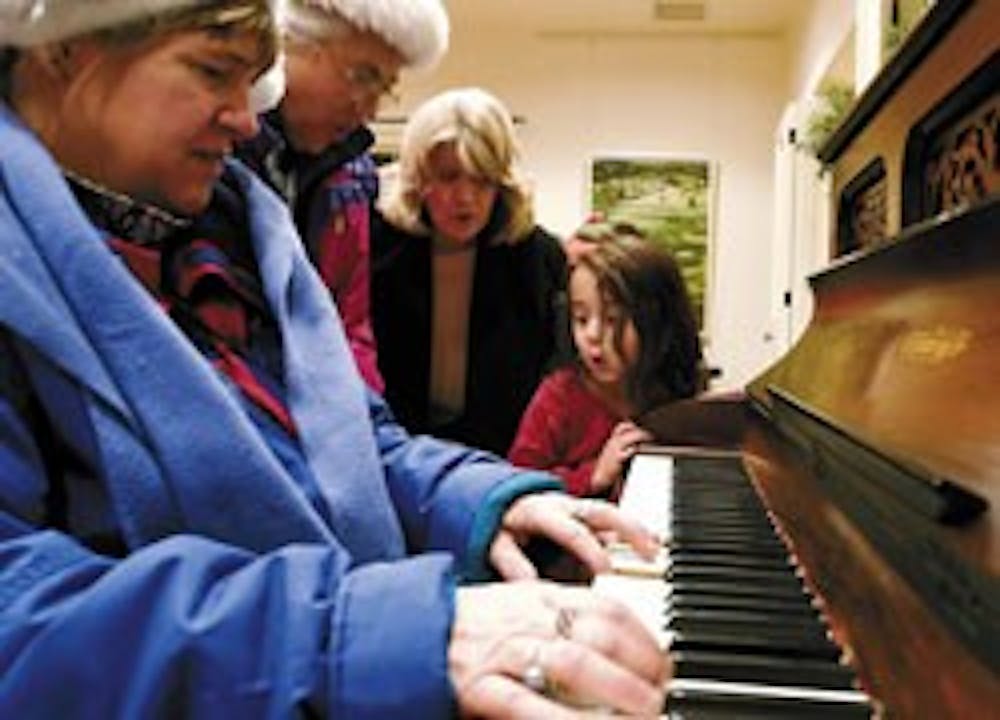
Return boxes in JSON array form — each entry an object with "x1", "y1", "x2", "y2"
[{"x1": 595, "y1": 450, "x2": 875, "y2": 718}]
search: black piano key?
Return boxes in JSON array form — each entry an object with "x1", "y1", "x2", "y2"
[
  {"x1": 676, "y1": 503, "x2": 764, "y2": 511},
  {"x1": 669, "y1": 550, "x2": 793, "y2": 571},
  {"x1": 674, "y1": 519, "x2": 774, "y2": 530},
  {"x1": 673, "y1": 504, "x2": 768, "y2": 516},
  {"x1": 671, "y1": 533, "x2": 788, "y2": 553},
  {"x1": 670, "y1": 548, "x2": 791, "y2": 565},
  {"x1": 667, "y1": 590, "x2": 818, "y2": 616},
  {"x1": 667, "y1": 564, "x2": 806, "y2": 589},
  {"x1": 668, "y1": 607, "x2": 823, "y2": 629},
  {"x1": 667, "y1": 610, "x2": 833, "y2": 642},
  {"x1": 676, "y1": 486, "x2": 759, "y2": 496},
  {"x1": 674, "y1": 527, "x2": 777, "y2": 539},
  {"x1": 673, "y1": 524, "x2": 782, "y2": 540},
  {"x1": 666, "y1": 603, "x2": 820, "y2": 628},
  {"x1": 668, "y1": 618, "x2": 833, "y2": 654},
  {"x1": 673, "y1": 649, "x2": 859, "y2": 690},
  {"x1": 673, "y1": 506, "x2": 766, "y2": 517},
  {"x1": 673, "y1": 498, "x2": 766, "y2": 509},
  {"x1": 668, "y1": 578, "x2": 811, "y2": 603},
  {"x1": 673, "y1": 463, "x2": 750, "y2": 484},
  {"x1": 670, "y1": 627, "x2": 842, "y2": 660}
]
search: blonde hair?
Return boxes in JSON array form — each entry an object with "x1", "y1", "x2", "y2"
[{"x1": 380, "y1": 87, "x2": 535, "y2": 244}]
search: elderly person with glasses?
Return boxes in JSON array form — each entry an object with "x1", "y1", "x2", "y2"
[
  {"x1": 239, "y1": 0, "x2": 448, "y2": 391},
  {"x1": 0, "y1": 1, "x2": 667, "y2": 717}
]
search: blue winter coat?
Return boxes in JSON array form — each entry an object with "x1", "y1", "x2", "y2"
[{"x1": 0, "y1": 106, "x2": 558, "y2": 719}]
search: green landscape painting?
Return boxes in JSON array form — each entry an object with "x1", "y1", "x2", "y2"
[{"x1": 590, "y1": 156, "x2": 712, "y2": 329}]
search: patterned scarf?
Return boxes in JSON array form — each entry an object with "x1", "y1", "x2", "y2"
[{"x1": 67, "y1": 174, "x2": 297, "y2": 435}]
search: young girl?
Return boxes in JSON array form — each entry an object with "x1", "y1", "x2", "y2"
[{"x1": 509, "y1": 224, "x2": 704, "y2": 497}]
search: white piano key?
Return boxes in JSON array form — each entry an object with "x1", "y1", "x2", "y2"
[
  {"x1": 619, "y1": 453, "x2": 674, "y2": 542},
  {"x1": 607, "y1": 542, "x2": 670, "y2": 577},
  {"x1": 668, "y1": 677, "x2": 870, "y2": 705},
  {"x1": 592, "y1": 572, "x2": 670, "y2": 650}
]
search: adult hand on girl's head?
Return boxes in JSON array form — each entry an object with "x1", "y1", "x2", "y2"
[
  {"x1": 489, "y1": 492, "x2": 659, "y2": 580},
  {"x1": 450, "y1": 581, "x2": 669, "y2": 718},
  {"x1": 591, "y1": 421, "x2": 653, "y2": 496}
]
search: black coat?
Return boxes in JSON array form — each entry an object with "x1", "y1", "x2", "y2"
[{"x1": 371, "y1": 213, "x2": 569, "y2": 455}]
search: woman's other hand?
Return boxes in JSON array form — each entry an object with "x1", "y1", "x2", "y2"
[
  {"x1": 489, "y1": 492, "x2": 658, "y2": 580},
  {"x1": 450, "y1": 581, "x2": 669, "y2": 718}
]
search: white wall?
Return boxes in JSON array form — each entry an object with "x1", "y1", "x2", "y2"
[
  {"x1": 396, "y1": 26, "x2": 791, "y2": 387},
  {"x1": 789, "y1": 0, "x2": 855, "y2": 99},
  {"x1": 771, "y1": 0, "x2": 855, "y2": 353}
]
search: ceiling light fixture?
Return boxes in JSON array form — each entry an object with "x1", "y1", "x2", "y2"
[{"x1": 653, "y1": 0, "x2": 707, "y2": 22}]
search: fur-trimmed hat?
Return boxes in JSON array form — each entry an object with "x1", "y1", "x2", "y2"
[
  {"x1": 289, "y1": 0, "x2": 448, "y2": 70},
  {"x1": 0, "y1": 0, "x2": 283, "y2": 47}
]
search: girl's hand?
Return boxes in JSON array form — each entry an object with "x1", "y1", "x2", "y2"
[
  {"x1": 489, "y1": 493, "x2": 659, "y2": 580},
  {"x1": 590, "y1": 421, "x2": 653, "y2": 495},
  {"x1": 450, "y1": 581, "x2": 669, "y2": 718}
]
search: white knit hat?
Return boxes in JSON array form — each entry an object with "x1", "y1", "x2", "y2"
[
  {"x1": 0, "y1": 0, "x2": 283, "y2": 47},
  {"x1": 289, "y1": 0, "x2": 448, "y2": 70},
  {"x1": 0, "y1": 0, "x2": 286, "y2": 110},
  {"x1": 1, "y1": 0, "x2": 196, "y2": 46}
]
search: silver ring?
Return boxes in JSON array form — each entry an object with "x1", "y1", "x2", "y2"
[{"x1": 522, "y1": 656, "x2": 547, "y2": 694}]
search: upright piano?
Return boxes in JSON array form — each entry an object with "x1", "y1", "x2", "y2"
[{"x1": 597, "y1": 1, "x2": 1000, "y2": 716}]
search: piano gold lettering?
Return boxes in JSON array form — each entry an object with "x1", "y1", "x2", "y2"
[{"x1": 896, "y1": 325, "x2": 972, "y2": 365}]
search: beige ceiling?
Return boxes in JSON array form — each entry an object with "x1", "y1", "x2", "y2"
[{"x1": 447, "y1": 0, "x2": 816, "y2": 37}]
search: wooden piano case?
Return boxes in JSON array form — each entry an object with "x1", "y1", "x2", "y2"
[{"x1": 645, "y1": 1, "x2": 1000, "y2": 716}]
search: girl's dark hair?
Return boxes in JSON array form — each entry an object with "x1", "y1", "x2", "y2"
[{"x1": 573, "y1": 224, "x2": 703, "y2": 412}]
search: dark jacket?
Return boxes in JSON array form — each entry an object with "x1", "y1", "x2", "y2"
[{"x1": 371, "y1": 212, "x2": 569, "y2": 455}]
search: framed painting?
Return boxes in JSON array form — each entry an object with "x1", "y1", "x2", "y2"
[{"x1": 588, "y1": 154, "x2": 715, "y2": 332}]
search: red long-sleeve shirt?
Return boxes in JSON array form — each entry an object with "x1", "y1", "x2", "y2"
[{"x1": 508, "y1": 366, "x2": 624, "y2": 496}]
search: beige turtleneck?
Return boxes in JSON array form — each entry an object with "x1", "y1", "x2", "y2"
[{"x1": 429, "y1": 242, "x2": 477, "y2": 425}]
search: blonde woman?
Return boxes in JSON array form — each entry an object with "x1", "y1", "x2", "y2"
[
  {"x1": 373, "y1": 87, "x2": 568, "y2": 455},
  {"x1": 0, "y1": 2, "x2": 666, "y2": 716}
]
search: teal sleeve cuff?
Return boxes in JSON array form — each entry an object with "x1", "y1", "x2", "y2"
[{"x1": 461, "y1": 471, "x2": 564, "y2": 583}]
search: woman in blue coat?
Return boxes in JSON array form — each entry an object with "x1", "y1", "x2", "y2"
[{"x1": 0, "y1": 1, "x2": 667, "y2": 718}]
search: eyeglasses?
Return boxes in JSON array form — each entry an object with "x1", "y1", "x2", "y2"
[{"x1": 343, "y1": 64, "x2": 399, "y2": 105}]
